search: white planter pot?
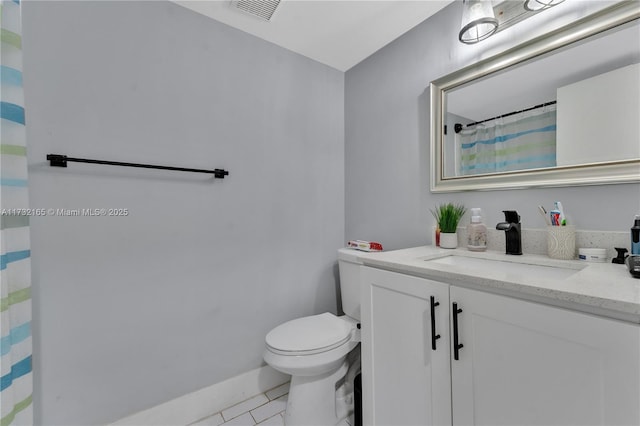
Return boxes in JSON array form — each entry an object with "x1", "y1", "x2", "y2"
[{"x1": 440, "y1": 232, "x2": 458, "y2": 249}]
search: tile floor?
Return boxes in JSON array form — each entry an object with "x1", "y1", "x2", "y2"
[{"x1": 189, "y1": 382, "x2": 290, "y2": 426}]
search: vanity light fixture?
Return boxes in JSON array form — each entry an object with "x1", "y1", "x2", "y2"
[
  {"x1": 459, "y1": 0, "x2": 567, "y2": 45},
  {"x1": 524, "y1": 0, "x2": 566, "y2": 12},
  {"x1": 459, "y1": 0, "x2": 499, "y2": 44}
]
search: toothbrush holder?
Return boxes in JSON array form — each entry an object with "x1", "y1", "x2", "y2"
[{"x1": 547, "y1": 225, "x2": 576, "y2": 260}]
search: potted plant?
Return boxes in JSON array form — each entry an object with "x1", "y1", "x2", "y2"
[{"x1": 431, "y1": 203, "x2": 466, "y2": 249}]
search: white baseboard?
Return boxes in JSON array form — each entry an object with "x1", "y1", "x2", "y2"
[{"x1": 109, "y1": 366, "x2": 289, "y2": 426}]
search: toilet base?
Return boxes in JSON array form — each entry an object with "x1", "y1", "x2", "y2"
[{"x1": 284, "y1": 360, "x2": 350, "y2": 426}]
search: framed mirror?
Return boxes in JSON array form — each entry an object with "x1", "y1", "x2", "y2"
[{"x1": 430, "y1": 1, "x2": 640, "y2": 192}]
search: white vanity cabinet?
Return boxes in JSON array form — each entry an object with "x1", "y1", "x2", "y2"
[
  {"x1": 361, "y1": 266, "x2": 452, "y2": 426},
  {"x1": 450, "y1": 286, "x2": 640, "y2": 426},
  {"x1": 361, "y1": 266, "x2": 640, "y2": 426}
]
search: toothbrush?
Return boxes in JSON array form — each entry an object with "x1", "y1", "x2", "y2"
[
  {"x1": 555, "y1": 201, "x2": 566, "y2": 226},
  {"x1": 538, "y1": 205, "x2": 551, "y2": 225}
]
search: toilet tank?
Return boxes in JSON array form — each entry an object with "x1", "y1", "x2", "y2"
[{"x1": 338, "y1": 248, "x2": 363, "y2": 321}]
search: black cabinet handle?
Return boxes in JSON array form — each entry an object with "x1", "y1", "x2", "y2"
[
  {"x1": 430, "y1": 296, "x2": 441, "y2": 350},
  {"x1": 452, "y1": 302, "x2": 464, "y2": 360}
]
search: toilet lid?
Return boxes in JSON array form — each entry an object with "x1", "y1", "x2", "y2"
[{"x1": 266, "y1": 313, "x2": 352, "y2": 354}]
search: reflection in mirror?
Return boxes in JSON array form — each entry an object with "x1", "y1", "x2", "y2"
[
  {"x1": 445, "y1": 21, "x2": 639, "y2": 177},
  {"x1": 431, "y1": 2, "x2": 640, "y2": 192}
]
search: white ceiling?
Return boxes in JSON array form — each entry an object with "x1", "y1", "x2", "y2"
[{"x1": 174, "y1": 0, "x2": 454, "y2": 71}]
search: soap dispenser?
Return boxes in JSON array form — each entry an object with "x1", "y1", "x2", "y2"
[
  {"x1": 467, "y1": 208, "x2": 487, "y2": 252},
  {"x1": 632, "y1": 215, "x2": 640, "y2": 255},
  {"x1": 628, "y1": 215, "x2": 640, "y2": 278}
]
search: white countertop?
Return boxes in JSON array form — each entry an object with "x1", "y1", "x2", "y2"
[{"x1": 355, "y1": 246, "x2": 640, "y2": 324}]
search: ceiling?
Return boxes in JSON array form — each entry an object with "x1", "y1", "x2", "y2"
[{"x1": 174, "y1": 0, "x2": 454, "y2": 71}]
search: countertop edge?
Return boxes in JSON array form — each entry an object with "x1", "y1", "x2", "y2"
[{"x1": 356, "y1": 247, "x2": 640, "y2": 324}]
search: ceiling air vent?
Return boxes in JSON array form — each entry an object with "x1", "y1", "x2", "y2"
[{"x1": 231, "y1": 0, "x2": 282, "y2": 22}]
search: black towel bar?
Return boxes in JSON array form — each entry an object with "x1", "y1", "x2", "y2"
[{"x1": 46, "y1": 154, "x2": 229, "y2": 179}]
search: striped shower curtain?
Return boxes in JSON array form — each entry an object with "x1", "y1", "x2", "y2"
[
  {"x1": 459, "y1": 104, "x2": 557, "y2": 176},
  {"x1": 1, "y1": 0, "x2": 33, "y2": 425}
]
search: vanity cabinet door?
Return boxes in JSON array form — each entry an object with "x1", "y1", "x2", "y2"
[
  {"x1": 450, "y1": 286, "x2": 640, "y2": 426},
  {"x1": 361, "y1": 267, "x2": 451, "y2": 426}
]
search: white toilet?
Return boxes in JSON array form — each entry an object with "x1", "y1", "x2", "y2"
[{"x1": 263, "y1": 248, "x2": 363, "y2": 426}]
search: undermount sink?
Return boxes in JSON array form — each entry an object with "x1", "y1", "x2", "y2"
[{"x1": 425, "y1": 255, "x2": 584, "y2": 280}]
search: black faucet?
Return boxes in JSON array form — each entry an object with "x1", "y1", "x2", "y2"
[{"x1": 496, "y1": 210, "x2": 522, "y2": 255}]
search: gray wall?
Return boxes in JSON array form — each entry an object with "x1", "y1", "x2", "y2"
[
  {"x1": 345, "y1": 0, "x2": 640, "y2": 251},
  {"x1": 22, "y1": 1, "x2": 344, "y2": 424}
]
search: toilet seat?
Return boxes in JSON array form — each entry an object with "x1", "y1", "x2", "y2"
[{"x1": 266, "y1": 313, "x2": 353, "y2": 356}]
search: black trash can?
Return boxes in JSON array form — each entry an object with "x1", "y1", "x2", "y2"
[{"x1": 354, "y1": 373, "x2": 362, "y2": 426}]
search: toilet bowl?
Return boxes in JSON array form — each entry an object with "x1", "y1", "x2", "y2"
[
  {"x1": 264, "y1": 313, "x2": 360, "y2": 376},
  {"x1": 263, "y1": 248, "x2": 363, "y2": 426},
  {"x1": 264, "y1": 313, "x2": 360, "y2": 425}
]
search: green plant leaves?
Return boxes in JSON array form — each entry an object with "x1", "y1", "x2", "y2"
[{"x1": 430, "y1": 203, "x2": 467, "y2": 233}]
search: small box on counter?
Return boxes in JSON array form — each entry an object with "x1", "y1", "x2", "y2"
[{"x1": 347, "y1": 240, "x2": 383, "y2": 252}]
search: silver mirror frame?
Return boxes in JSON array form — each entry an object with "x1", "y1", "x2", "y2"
[{"x1": 430, "y1": 1, "x2": 640, "y2": 193}]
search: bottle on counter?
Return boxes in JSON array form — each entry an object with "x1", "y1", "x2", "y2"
[
  {"x1": 632, "y1": 214, "x2": 640, "y2": 256},
  {"x1": 467, "y1": 208, "x2": 487, "y2": 252}
]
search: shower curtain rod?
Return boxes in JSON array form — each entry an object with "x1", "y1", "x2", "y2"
[
  {"x1": 454, "y1": 100, "x2": 557, "y2": 134},
  {"x1": 46, "y1": 154, "x2": 229, "y2": 179}
]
